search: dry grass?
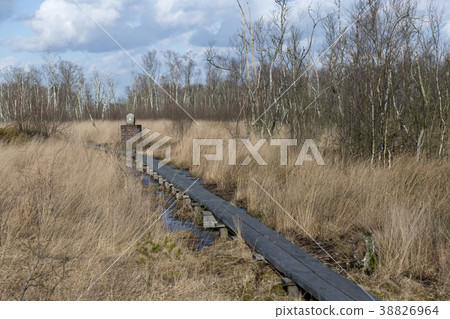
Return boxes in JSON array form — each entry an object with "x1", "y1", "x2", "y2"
[
  {"x1": 3, "y1": 120, "x2": 446, "y2": 300},
  {"x1": 0, "y1": 133, "x2": 289, "y2": 301},
  {"x1": 75, "y1": 120, "x2": 449, "y2": 300}
]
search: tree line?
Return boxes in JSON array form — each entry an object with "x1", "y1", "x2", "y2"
[
  {"x1": 0, "y1": 0, "x2": 448, "y2": 161},
  {"x1": 127, "y1": 0, "x2": 448, "y2": 161},
  {"x1": 0, "y1": 55, "x2": 123, "y2": 135}
]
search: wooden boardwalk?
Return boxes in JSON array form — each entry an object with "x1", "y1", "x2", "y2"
[
  {"x1": 137, "y1": 154, "x2": 380, "y2": 301},
  {"x1": 94, "y1": 144, "x2": 379, "y2": 301}
]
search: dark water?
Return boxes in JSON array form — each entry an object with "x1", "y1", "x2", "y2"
[{"x1": 138, "y1": 174, "x2": 217, "y2": 250}]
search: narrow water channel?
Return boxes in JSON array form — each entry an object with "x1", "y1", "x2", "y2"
[{"x1": 135, "y1": 172, "x2": 218, "y2": 250}]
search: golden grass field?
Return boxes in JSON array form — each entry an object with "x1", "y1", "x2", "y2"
[
  {"x1": 0, "y1": 125, "x2": 290, "y2": 301},
  {"x1": 1, "y1": 120, "x2": 449, "y2": 300}
]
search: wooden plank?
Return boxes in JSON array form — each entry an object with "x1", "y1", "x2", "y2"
[
  {"x1": 139, "y1": 154, "x2": 379, "y2": 301},
  {"x1": 104, "y1": 149, "x2": 379, "y2": 301},
  {"x1": 212, "y1": 202, "x2": 375, "y2": 299},
  {"x1": 202, "y1": 211, "x2": 217, "y2": 229}
]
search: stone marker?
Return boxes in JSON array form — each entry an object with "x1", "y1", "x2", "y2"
[
  {"x1": 121, "y1": 113, "x2": 142, "y2": 142},
  {"x1": 126, "y1": 113, "x2": 135, "y2": 126}
]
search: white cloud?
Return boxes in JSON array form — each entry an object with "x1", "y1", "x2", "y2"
[
  {"x1": 12, "y1": 0, "x2": 274, "y2": 53},
  {"x1": 13, "y1": 0, "x2": 125, "y2": 51}
]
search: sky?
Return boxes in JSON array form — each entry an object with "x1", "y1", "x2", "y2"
[{"x1": 0, "y1": 0, "x2": 448, "y2": 97}]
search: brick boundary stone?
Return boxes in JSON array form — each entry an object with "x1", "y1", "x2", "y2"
[{"x1": 120, "y1": 125, "x2": 142, "y2": 142}]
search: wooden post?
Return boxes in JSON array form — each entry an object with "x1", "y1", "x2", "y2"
[
  {"x1": 281, "y1": 277, "x2": 300, "y2": 298},
  {"x1": 192, "y1": 203, "x2": 202, "y2": 213},
  {"x1": 202, "y1": 211, "x2": 216, "y2": 229},
  {"x1": 202, "y1": 212, "x2": 228, "y2": 237},
  {"x1": 218, "y1": 226, "x2": 228, "y2": 238},
  {"x1": 183, "y1": 195, "x2": 191, "y2": 206}
]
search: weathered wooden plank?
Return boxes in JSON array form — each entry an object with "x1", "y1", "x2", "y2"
[
  {"x1": 183, "y1": 196, "x2": 367, "y2": 298},
  {"x1": 138, "y1": 154, "x2": 379, "y2": 301},
  {"x1": 212, "y1": 202, "x2": 375, "y2": 300},
  {"x1": 102, "y1": 149, "x2": 379, "y2": 301},
  {"x1": 237, "y1": 223, "x2": 356, "y2": 301}
]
